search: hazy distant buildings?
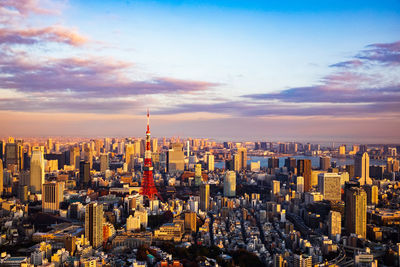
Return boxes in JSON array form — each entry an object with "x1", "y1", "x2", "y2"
[
  {"x1": 42, "y1": 181, "x2": 65, "y2": 213},
  {"x1": 85, "y1": 202, "x2": 104, "y2": 248},
  {"x1": 30, "y1": 147, "x2": 45, "y2": 194},
  {"x1": 297, "y1": 159, "x2": 312, "y2": 192},
  {"x1": 387, "y1": 157, "x2": 399, "y2": 173},
  {"x1": 355, "y1": 152, "x2": 372, "y2": 185},
  {"x1": 339, "y1": 145, "x2": 346, "y2": 155},
  {"x1": 224, "y1": 171, "x2": 236, "y2": 197},
  {"x1": 346, "y1": 187, "x2": 367, "y2": 238}
]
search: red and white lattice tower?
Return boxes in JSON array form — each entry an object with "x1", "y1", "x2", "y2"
[{"x1": 139, "y1": 110, "x2": 159, "y2": 200}]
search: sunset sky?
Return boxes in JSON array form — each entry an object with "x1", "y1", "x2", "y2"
[{"x1": 1, "y1": 0, "x2": 400, "y2": 142}]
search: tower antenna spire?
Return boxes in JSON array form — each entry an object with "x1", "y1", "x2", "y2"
[{"x1": 147, "y1": 108, "x2": 150, "y2": 132}]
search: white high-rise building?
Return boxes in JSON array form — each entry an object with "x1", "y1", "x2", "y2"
[
  {"x1": 224, "y1": 171, "x2": 236, "y2": 197},
  {"x1": 30, "y1": 147, "x2": 45, "y2": 194}
]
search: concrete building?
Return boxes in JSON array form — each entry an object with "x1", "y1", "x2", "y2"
[{"x1": 318, "y1": 173, "x2": 341, "y2": 202}]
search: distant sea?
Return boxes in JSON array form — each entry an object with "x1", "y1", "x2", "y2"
[{"x1": 214, "y1": 155, "x2": 386, "y2": 169}]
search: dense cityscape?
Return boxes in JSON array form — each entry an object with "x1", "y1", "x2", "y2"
[
  {"x1": 1, "y1": 0, "x2": 400, "y2": 266},
  {"x1": 0, "y1": 111, "x2": 399, "y2": 266}
]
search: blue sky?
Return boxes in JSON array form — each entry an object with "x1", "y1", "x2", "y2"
[{"x1": 0, "y1": 0, "x2": 400, "y2": 142}]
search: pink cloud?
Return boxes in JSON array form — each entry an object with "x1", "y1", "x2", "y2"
[{"x1": 0, "y1": 26, "x2": 87, "y2": 46}]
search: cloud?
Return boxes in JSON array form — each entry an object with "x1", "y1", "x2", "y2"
[
  {"x1": 242, "y1": 85, "x2": 400, "y2": 104},
  {"x1": 329, "y1": 60, "x2": 363, "y2": 68},
  {"x1": 154, "y1": 100, "x2": 400, "y2": 118},
  {"x1": 0, "y1": 26, "x2": 87, "y2": 46},
  {"x1": 0, "y1": 97, "x2": 139, "y2": 113},
  {"x1": 357, "y1": 40, "x2": 400, "y2": 65},
  {"x1": 236, "y1": 40, "x2": 400, "y2": 119},
  {"x1": 0, "y1": 52, "x2": 218, "y2": 98}
]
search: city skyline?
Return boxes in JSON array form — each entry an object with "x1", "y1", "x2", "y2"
[{"x1": 1, "y1": 0, "x2": 400, "y2": 142}]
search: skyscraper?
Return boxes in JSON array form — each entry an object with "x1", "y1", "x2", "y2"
[
  {"x1": 355, "y1": 152, "x2": 372, "y2": 185},
  {"x1": 85, "y1": 202, "x2": 104, "y2": 248},
  {"x1": 200, "y1": 184, "x2": 210, "y2": 212},
  {"x1": 269, "y1": 157, "x2": 280, "y2": 169},
  {"x1": 319, "y1": 156, "x2": 330, "y2": 171},
  {"x1": 194, "y1": 164, "x2": 202, "y2": 186},
  {"x1": 151, "y1": 138, "x2": 158, "y2": 153},
  {"x1": 0, "y1": 140, "x2": 3, "y2": 162},
  {"x1": 297, "y1": 159, "x2": 312, "y2": 192},
  {"x1": 345, "y1": 187, "x2": 367, "y2": 238},
  {"x1": 83, "y1": 145, "x2": 93, "y2": 169},
  {"x1": 224, "y1": 171, "x2": 236, "y2": 197},
  {"x1": 328, "y1": 211, "x2": 341, "y2": 240},
  {"x1": 100, "y1": 154, "x2": 109, "y2": 173},
  {"x1": 0, "y1": 159, "x2": 3, "y2": 196},
  {"x1": 206, "y1": 154, "x2": 214, "y2": 171},
  {"x1": 125, "y1": 144, "x2": 135, "y2": 171},
  {"x1": 184, "y1": 212, "x2": 197, "y2": 232},
  {"x1": 70, "y1": 146, "x2": 80, "y2": 169},
  {"x1": 339, "y1": 145, "x2": 346, "y2": 155},
  {"x1": 234, "y1": 147, "x2": 247, "y2": 171},
  {"x1": 318, "y1": 173, "x2": 341, "y2": 202},
  {"x1": 272, "y1": 180, "x2": 280, "y2": 196},
  {"x1": 79, "y1": 160, "x2": 90, "y2": 187},
  {"x1": 42, "y1": 181, "x2": 65, "y2": 213},
  {"x1": 296, "y1": 176, "x2": 304, "y2": 193},
  {"x1": 284, "y1": 157, "x2": 296, "y2": 172},
  {"x1": 364, "y1": 184, "x2": 378, "y2": 205},
  {"x1": 167, "y1": 143, "x2": 185, "y2": 173},
  {"x1": 30, "y1": 147, "x2": 44, "y2": 194}
]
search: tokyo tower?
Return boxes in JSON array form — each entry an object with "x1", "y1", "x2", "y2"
[{"x1": 139, "y1": 110, "x2": 159, "y2": 200}]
